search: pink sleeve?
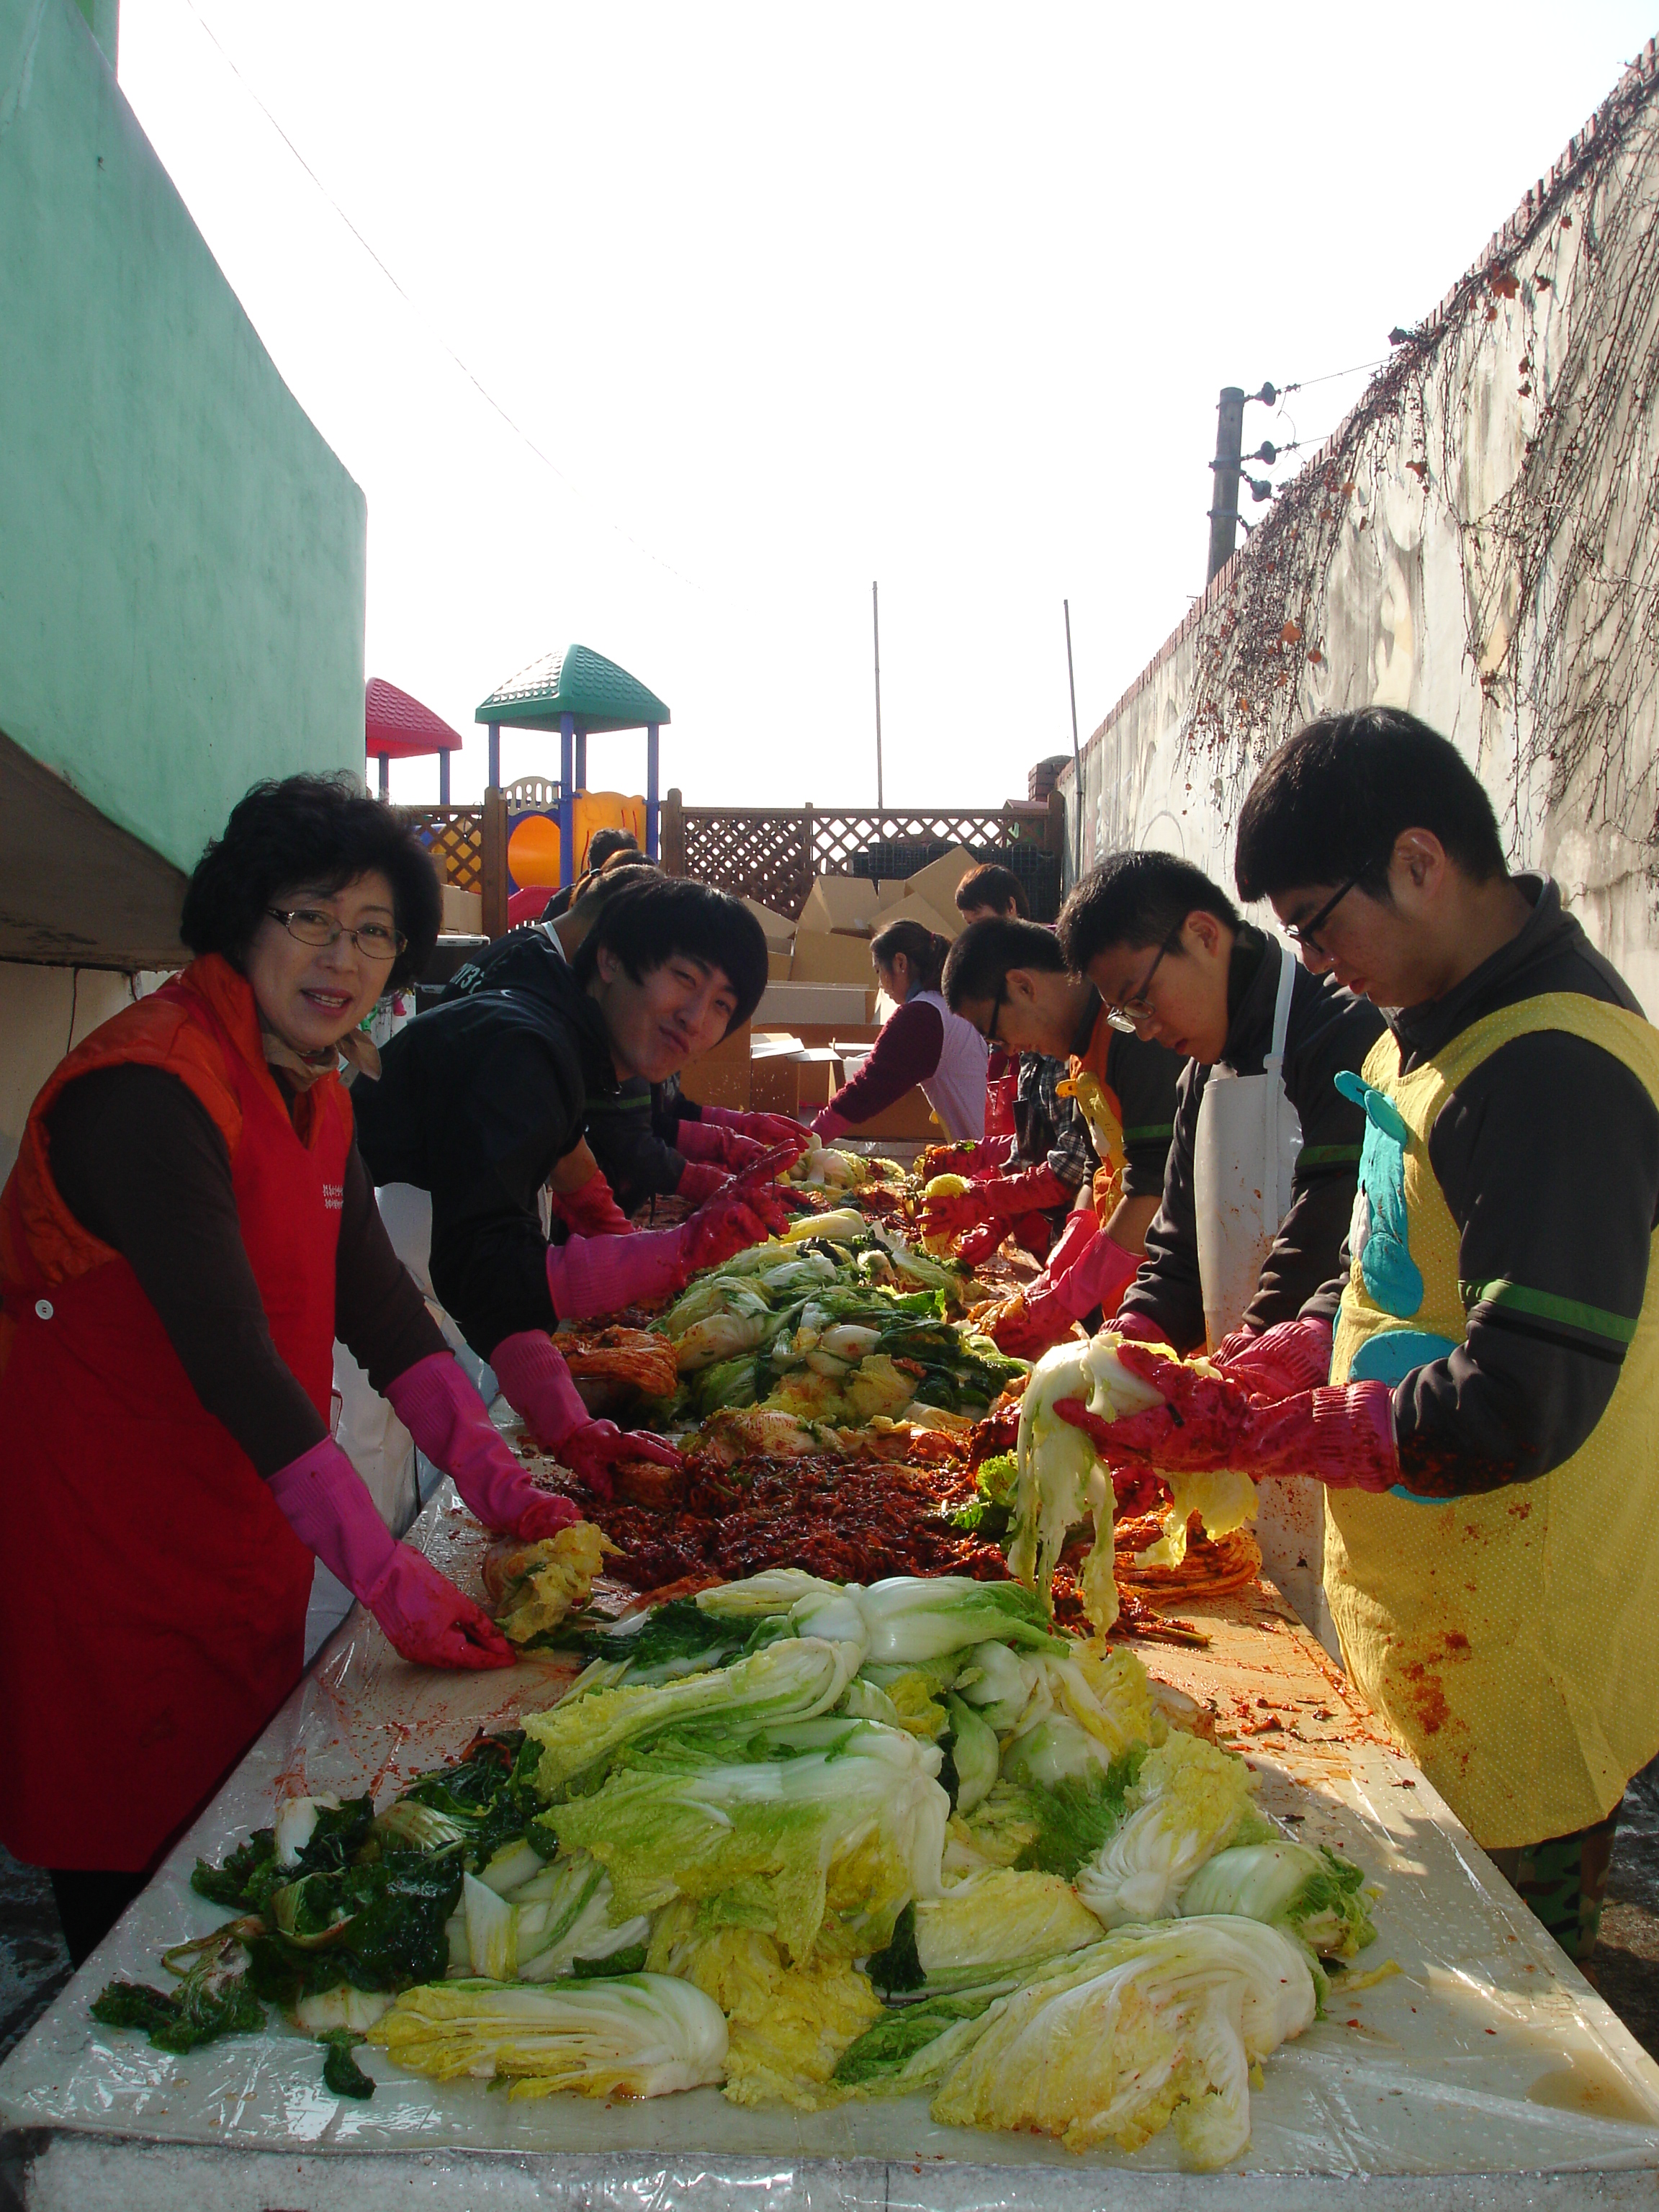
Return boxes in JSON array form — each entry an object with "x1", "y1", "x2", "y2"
[{"x1": 822, "y1": 1000, "x2": 945, "y2": 1127}]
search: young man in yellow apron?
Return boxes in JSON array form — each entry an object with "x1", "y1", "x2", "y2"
[
  {"x1": 1076, "y1": 709, "x2": 1659, "y2": 1960},
  {"x1": 933, "y1": 918, "x2": 1183, "y2": 1354},
  {"x1": 1055, "y1": 850, "x2": 1382, "y2": 1637}
]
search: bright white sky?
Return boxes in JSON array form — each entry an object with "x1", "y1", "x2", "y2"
[{"x1": 120, "y1": 1, "x2": 1655, "y2": 811}]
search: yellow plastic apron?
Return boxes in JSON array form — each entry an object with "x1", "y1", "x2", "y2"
[{"x1": 1328, "y1": 992, "x2": 1659, "y2": 1848}]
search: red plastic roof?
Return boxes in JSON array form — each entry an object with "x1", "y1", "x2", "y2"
[{"x1": 366, "y1": 677, "x2": 464, "y2": 759}]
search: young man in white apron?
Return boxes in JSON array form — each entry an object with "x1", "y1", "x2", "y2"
[
  {"x1": 1057, "y1": 850, "x2": 1382, "y2": 1639},
  {"x1": 1074, "y1": 710, "x2": 1659, "y2": 1961}
]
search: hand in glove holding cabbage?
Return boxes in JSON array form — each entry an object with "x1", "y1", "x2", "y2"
[{"x1": 1061, "y1": 1340, "x2": 1397, "y2": 1493}]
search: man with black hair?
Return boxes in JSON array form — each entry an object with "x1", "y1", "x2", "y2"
[
  {"x1": 935, "y1": 917, "x2": 1182, "y2": 1353},
  {"x1": 954, "y1": 862, "x2": 1030, "y2": 923},
  {"x1": 1073, "y1": 709, "x2": 1659, "y2": 1958},
  {"x1": 1056, "y1": 850, "x2": 1381, "y2": 1357},
  {"x1": 354, "y1": 878, "x2": 793, "y2": 1476}
]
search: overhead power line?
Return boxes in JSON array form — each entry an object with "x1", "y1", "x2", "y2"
[{"x1": 171, "y1": 0, "x2": 701, "y2": 590}]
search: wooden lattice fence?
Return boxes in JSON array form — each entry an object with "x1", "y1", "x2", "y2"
[{"x1": 662, "y1": 794, "x2": 1064, "y2": 920}]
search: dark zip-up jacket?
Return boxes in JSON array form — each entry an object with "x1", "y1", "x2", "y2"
[
  {"x1": 354, "y1": 955, "x2": 619, "y2": 1362},
  {"x1": 1305, "y1": 876, "x2": 1659, "y2": 1492},
  {"x1": 1122, "y1": 927, "x2": 1384, "y2": 1352}
]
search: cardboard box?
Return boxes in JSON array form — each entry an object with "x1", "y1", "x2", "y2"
[
  {"x1": 799, "y1": 876, "x2": 881, "y2": 938},
  {"x1": 751, "y1": 1044, "x2": 842, "y2": 1119},
  {"x1": 742, "y1": 896, "x2": 797, "y2": 949},
  {"x1": 833, "y1": 1074, "x2": 943, "y2": 1142},
  {"x1": 892, "y1": 895, "x2": 965, "y2": 944},
  {"x1": 678, "y1": 1020, "x2": 751, "y2": 1112},
  {"x1": 756, "y1": 981, "x2": 876, "y2": 1028},
  {"x1": 791, "y1": 929, "x2": 882, "y2": 987},
  {"x1": 766, "y1": 948, "x2": 793, "y2": 981},
  {"x1": 440, "y1": 883, "x2": 483, "y2": 932},
  {"x1": 901, "y1": 845, "x2": 976, "y2": 917}
]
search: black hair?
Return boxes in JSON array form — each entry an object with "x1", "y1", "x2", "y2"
[
  {"x1": 585, "y1": 826, "x2": 640, "y2": 871},
  {"x1": 954, "y1": 861, "x2": 1029, "y2": 918},
  {"x1": 1234, "y1": 709, "x2": 1508, "y2": 902},
  {"x1": 1057, "y1": 852, "x2": 1238, "y2": 969},
  {"x1": 570, "y1": 876, "x2": 768, "y2": 1033},
  {"x1": 181, "y1": 773, "x2": 441, "y2": 992},
  {"x1": 941, "y1": 915, "x2": 1065, "y2": 1009},
  {"x1": 869, "y1": 917, "x2": 950, "y2": 994}
]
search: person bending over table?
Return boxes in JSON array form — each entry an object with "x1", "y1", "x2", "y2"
[{"x1": 931, "y1": 916, "x2": 1182, "y2": 1355}]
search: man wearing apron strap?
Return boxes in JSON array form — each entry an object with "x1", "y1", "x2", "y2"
[
  {"x1": 1056, "y1": 852, "x2": 1382, "y2": 1640},
  {"x1": 1075, "y1": 710, "x2": 1659, "y2": 1962}
]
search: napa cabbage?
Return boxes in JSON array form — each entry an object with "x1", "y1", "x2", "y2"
[
  {"x1": 1178, "y1": 1840, "x2": 1376, "y2": 1960},
  {"x1": 1073, "y1": 1732, "x2": 1273, "y2": 1928}
]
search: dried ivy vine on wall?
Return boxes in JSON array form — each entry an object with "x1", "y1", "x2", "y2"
[{"x1": 1175, "y1": 57, "x2": 1659, "y2": 867}]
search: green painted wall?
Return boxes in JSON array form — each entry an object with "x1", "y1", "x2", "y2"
[{"x1": 0, "y1": 0, "x2": 365, "y2": 878}]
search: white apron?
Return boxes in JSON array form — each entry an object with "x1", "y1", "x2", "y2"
[
  {"x1": 1191, "y1": 940, "x2": 1335, "y2": 1653},
  {"x1": 910, "y1": 990, "x2": 990, "y2": 1141}
]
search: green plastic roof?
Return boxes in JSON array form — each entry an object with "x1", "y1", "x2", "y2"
[{"x1": 475, "y1": 643, "x2": 670, "y2": 733}]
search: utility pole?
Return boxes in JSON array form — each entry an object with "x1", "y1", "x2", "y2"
[
  {"x1": 872, "y1": 580, "x2": 884, "y2": 814},
  {"x1": 1206, "y1": 387, "x2": 1246, "y2": 582},
  {"x1": 1206, "y1": 382, "x2": 1281, "y2": 583},
  {"x1": 1063, "y1": 599, "x2": 1084, "y2": 884}
]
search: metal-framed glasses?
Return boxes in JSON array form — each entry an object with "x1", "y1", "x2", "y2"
[
  {"x1": 1102, "y1": 936, "x2": 1176, "y2": 1033},
  {"x1": 266, "y1": 906, "x2": 406, "y2": 961},
  {"x1": 976, "y1": 976, "x2": 1010, "y2": 1048},
  {"x1": 1284, "y1": 875, "x2": 1359, "y2": 958}
]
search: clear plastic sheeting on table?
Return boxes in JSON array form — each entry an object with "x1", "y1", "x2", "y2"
[{"x1": 6, "y1": 1480, "x2": 1659, "y2": 2208}]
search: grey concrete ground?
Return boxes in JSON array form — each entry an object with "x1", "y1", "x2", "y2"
[{"x1": 5, "y1": 1758, "x2": 1659, "y2": 2069}]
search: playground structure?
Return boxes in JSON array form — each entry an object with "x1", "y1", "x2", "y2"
[{"x1": 364, "y1": 678, "x2": 464, "y2": 801}]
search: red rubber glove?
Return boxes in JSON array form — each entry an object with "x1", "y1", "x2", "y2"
[
  {"x1": 676, "y1": 1120, "x2": 768, "y2": 1172},
  {"x1": 678, "y1": 1190, "x2": 783, "y2": 1272},
  {"x1": 266, "y1": 1437, "x2": 513, "y2": 1668},
  {"x1": 1050, "y1": 1401, "x2": 1169, "y2": 1517},
  {"x1": 1213, "y1": 1316, "x2": 1335, "y2": 1400},
  {"x1": 956, "y1": 1216, "x2": 1007, "y2": 1267},
  {"x1": 1069, "y1": 1344, "x2": 1397, "y2": 1491},
  {"x1": 487, "y1": 1331, "x2": 682, "y2": 1501},
  {"x1": 550, "y1": 1169, "x2": 632, "y2": 1238},
  {"x1": 385, "y1": 1351, "x2": 581, "y2": 1541},
  {"x1": 675, "y1": 1159, "x2": 730, "y2": 1205},
  {"x1": 920, "y1": 1187, "x2": 995, "y2": 1243},
  {"x1": 975, "y1": 1163, "x2": 1073, "y2": 1221},
  {"x1": 701, "y1": 1107, "x2": 812, "y2": 1154},
  {"x1": 555, "y1": 1419, "x2": 681, "y2": 1501}
]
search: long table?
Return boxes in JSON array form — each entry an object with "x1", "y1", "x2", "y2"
[{"x1": 6, "y1": 1478, "x2": 1659, "y2": 2209}]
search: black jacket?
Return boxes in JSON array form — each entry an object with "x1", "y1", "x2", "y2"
[
  {"x1": 1121, "y1": 927, "x2": 1384, "y2": 1352},
  {"x1": 354, "y1": 953, "x2": 619, "y2": 1362},
  {"x1": 1305, "y1": 876, "x2": 1659, "y2": 1491}
]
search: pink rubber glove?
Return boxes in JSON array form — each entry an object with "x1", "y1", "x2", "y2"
[
  {"x1": 266, "y1": 1437, "x2": 513, "y2": 1668},
  {"x1": 701, "y1": 1107, "x2": 811, "y2": 1153},
  {"x1": 810, "y1": 1105, "x2": 850, "y2": 1141},
  {"x1": 1113, "y1": 1308, "x2": 1177, "y2": 1348},
  {"x1": 1068, "y1": 1344, "x2": 1397, "y2": 1491},
  {"x1": 487, "y1": 1331, "x2": 682, "y2": 1500},
  {"x1": 984, "y1": 1224, "x2": 1141, "y2": 1359},
  {"x1": 676, "y1": 1120, "x2": 767, "y2": 1171},
  {"x1": 385, "y1": 1352, "x2": 580, "y2": 1540},
  {"x1": 675, "y1": 1159, "x2": 730, "y2": 1205},
  {"x1": 1213, "y1": 1316, "x2": 1334, "y2": 1400},
  {"x1": 551, "y1": 1169, "x2": 632, "y2": 1238},
  {"x1": 545, "y1": 1220, "x2": 696, "y2": 1316},
  {"x1": 975, "y1": 1164, "x2": 1073, "y2": 1221},
  {"x1": 955, "y1": 1216, "x2": 1007, "y2": 1267}
]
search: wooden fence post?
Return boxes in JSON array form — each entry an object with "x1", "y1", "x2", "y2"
[
  {"x1": 801, "y1": 803, "x2": 815, "y2": 906},
  {"x1": 482, "y1": 788, "x2": 508, "y2": 939},
  {"x1": 663, "y1": 788, "x2": 685, "y2": 876}
]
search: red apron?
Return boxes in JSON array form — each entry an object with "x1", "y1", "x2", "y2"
[{"x1": 0, "y1": 961, "x2": 351, "y2": 1869}]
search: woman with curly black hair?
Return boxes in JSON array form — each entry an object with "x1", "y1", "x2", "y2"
[{"x1": 0, "y1": 775, "x2": 585, "y2": 1966}]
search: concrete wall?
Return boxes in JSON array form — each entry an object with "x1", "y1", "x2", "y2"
[
  {"x1": 1062, "y1": 46, "x2": 1659, "y2": 1015},
  {"x1": 0, "y1": 0, "x2": 367, "y2": 884}
]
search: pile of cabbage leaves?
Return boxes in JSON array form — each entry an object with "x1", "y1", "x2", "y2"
[
  {"x1": 643, "y1": 1215, "x2": 1023, "y2": 1437},
  {"x1": 97, "y1": 1570, "x2": 1375, "y2": 2166}
]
